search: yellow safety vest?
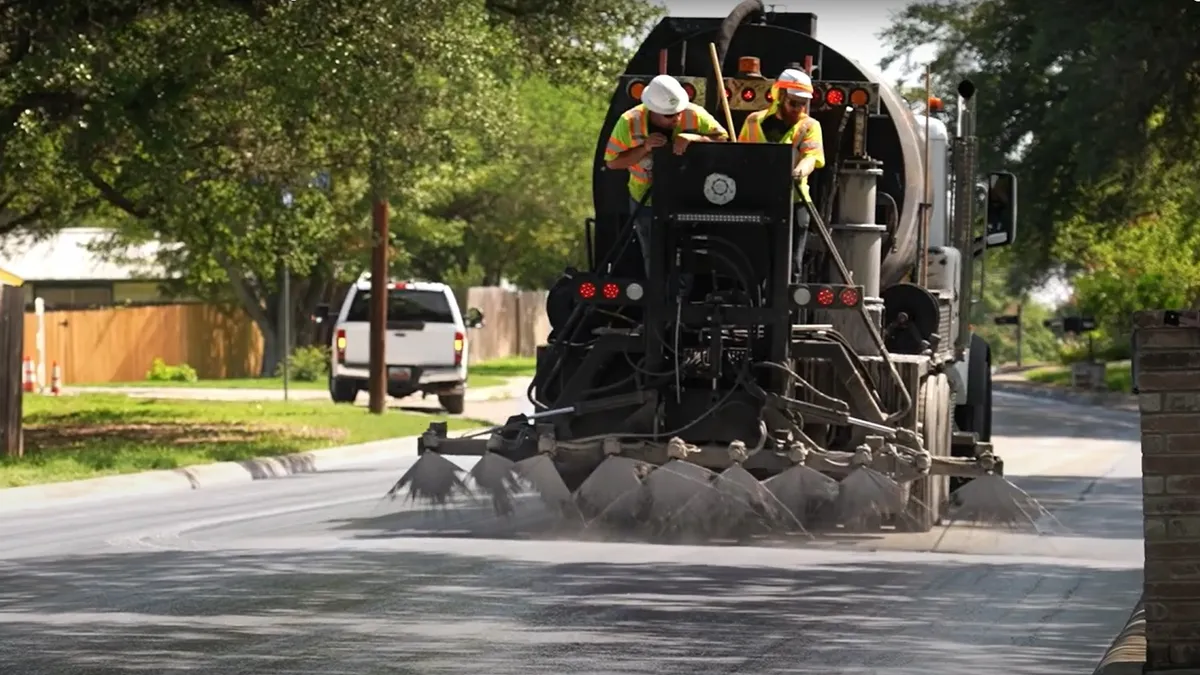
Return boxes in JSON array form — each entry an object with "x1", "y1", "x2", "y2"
[
  {"x1": 738, "y1": 110, "x2": 825, "y2": 203},
  {"x1": 603, "y1": 103, "x2": 727, "y2": 204}
]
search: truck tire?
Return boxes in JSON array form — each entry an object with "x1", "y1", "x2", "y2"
[
  {"x1": 954, "y1": 333, "x2": 992, "y2": 442},
  {"x1": 438, "y1": 393, "x2": 465, "y2": 415},
  {"x1": 329, "y1": 376, "x2": 358, "y2": 404},
  {"x1": 899, "y1": 372, "x2": 951, "y2": 533}
]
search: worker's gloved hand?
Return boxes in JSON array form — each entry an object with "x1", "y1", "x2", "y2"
[
  {"x1": 644, "y1": 133, "x2": 668, "y2": 149},
  {"x1": 673, "y1": 133, "x2": 700, "y2": 155}
]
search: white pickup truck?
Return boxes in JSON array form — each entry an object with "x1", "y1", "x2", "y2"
[{"x1": 327, "y1": 275, "x2": 484, "y2": 414}]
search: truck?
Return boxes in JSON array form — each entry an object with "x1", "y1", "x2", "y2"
[
  {"x1": 328, "y1": 273, "x2": 484, "y2": 414},
  {"x1": 399, "y1": 0, "x2": 1018, "y2": 535}
]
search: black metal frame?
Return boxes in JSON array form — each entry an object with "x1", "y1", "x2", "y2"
[
  {"x1": 641, "y1": 142, "x2": 795, "y2": 391},
  {"x1": 511, "y1": 142, "x2": 897, "y2": 453}
]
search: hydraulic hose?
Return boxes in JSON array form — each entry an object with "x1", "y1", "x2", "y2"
[
  {"x1": 798, "y1": 188, "x2": 915, "y2": 423},
  {"x1": 714, "y1": 0, "x2": 765, "y2": 68},
  {"x1": 530, "y1": 189, "x2": 656, "y2": 410}
]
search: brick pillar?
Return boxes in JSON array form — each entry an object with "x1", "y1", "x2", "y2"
[{"x1": 1135, "y1": 310, "x2": 1200, "y2": 673}]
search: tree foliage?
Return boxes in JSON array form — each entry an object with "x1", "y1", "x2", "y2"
[
  {"x1": 3, "y1": 0, "x2": 655, "y2": 373},
  {"x1": 968, "y1": 249, "x2": 1059, "y2": 365},
  {"x1": 1069, "y1": 211, "x2": 1200, "y2": 337},
  {"x1": 879, "y1": 0, "x2": 1200, "y2": 287}
]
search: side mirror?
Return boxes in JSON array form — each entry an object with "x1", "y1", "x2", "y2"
[
  {"x1": 465, "y1": 307, "x2": 484, "y2": 329},
  {"x1": 984, "y1": 171, "x2": 1017, "y2": 247}
]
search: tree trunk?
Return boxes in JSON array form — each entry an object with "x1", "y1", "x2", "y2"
[
  {"x1": 216, "y1": 252, "x2": 286, "y2": 378},
  {"x1": 258, "y1": 317, "x2": 280, "y2": 378}
]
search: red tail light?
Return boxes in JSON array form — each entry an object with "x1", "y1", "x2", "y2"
[
  {"x1": 335, "y1": 329, "x2": 347, "y2": 362},
  {"x1": 453, "y1": 331, "x2": 465, "y2": 366}
]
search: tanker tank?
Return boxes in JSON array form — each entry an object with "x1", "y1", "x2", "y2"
[{"x1": 590, "y1": 0, "x2": 929, "y2": 290}]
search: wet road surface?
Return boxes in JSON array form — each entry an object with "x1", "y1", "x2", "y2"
[{"x1": 0, "y1": 391, "x2": 1143, "y2": 674}]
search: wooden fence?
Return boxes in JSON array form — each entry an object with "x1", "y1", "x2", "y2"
[
  {"x1": 23, "y1": 287, "x2": 549, "y2": 385},
  {"x1": 23, "y1": 303, "x2": 264, "y2": 384},
  {"x1": 462, "y1": 287, "x2": 551, "y2": 364}
]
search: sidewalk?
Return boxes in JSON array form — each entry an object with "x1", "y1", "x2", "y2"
[
  {"x1": 992, "y1": 371, "x2": 1138, "y2": 411},
  {"x1": 60, "y1": 376, "x2": 533, "y2": 404}
]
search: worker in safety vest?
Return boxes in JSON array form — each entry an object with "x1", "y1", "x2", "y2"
[
  {"x1": 604, "y1": 74, "x2": 729, "y2": 272},
  {"x1": 738, "y1": 68, "x2": 825, "y2": 276}
]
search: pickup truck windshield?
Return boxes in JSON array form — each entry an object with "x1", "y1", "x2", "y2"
[{"x1": 346, "y1": 289, "x2": 455, "y2": 323}]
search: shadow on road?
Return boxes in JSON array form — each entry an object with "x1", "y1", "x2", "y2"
[
  {"x1": 0, "y1": 545, "x2": 1141, "y2": 674},
  {"x1": 992, "y1": 394, "x2": 1139, "y2": 441}
]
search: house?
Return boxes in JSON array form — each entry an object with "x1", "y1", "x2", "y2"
[{"x1": 0, "y1": 228, "x2": 185, "y2": 310}]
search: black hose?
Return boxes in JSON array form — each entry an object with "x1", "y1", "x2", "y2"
[
  {"x1": 584, "y1": 217, "x2": 595, "y2": 270},
  {"x1": 689, "y1": 233, "x2": 763, "y2": 305},
  {"x1": 600, "y1": 187, "x2": 653, "y2": 273},
  {"x1": 877, "y1": 191, "x2": 899, "y2": 252},
  {"x1": 530, "y1": 189, "x2": 655, "y2": 409},
  {"x1": 714, "y1": 0, "x2": 764, "y2": 68},
  {"x1": 820, "y1": 106, "x2": 855, "y2": 226},
  {"x1": 690, "y1": 243, "x2": 759, "y2": 306}
]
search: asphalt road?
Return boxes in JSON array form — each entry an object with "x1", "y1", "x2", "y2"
[{"x1": 0, "y1": 391, "x2": 1143, "y2": 674}]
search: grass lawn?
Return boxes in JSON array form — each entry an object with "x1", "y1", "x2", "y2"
[
  {"x1": 2, "y1": 394, "x2": 487, "y2": 488},
  {"x1": 75, "y1": 355, "x2": 538, "y2": 391},
  {"x1": 1023, "y1": 360, "x2": 1133, "y2": 393}
]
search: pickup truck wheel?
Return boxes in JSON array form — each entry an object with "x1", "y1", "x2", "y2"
[
  {"x1": 438, "y1": 393, "x2": 465, "y2": 415},
  {"x1": 329, "y1": 376, "x2": 358, "y2": 404}
]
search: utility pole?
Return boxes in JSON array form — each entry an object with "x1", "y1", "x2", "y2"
[
  {"x1": 280, "y1": 190, "x2": 294, "y2": 402},
  {"x1": 1015, "y1": 303, "x2": 1023, "y2": 367},
  {"x1": 368, "y1": 194, "x2": 389, "y2": 414}
]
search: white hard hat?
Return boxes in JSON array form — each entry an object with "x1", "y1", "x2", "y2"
[
  {"x1": 641, "y1": 75, "x2": 690, "y2": 115},
  {"x1": 776, "y1": 68, "x2": 814, "y2": 99}
]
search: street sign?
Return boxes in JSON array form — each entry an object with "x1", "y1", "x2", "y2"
[
  {"x1": 994, "y1": 315, "x2": 1019, "y2": 326},
  {"x1": 1043, "y1": 318, "x2": 1063, "y2": 329},
  {"x1": 1061, "y1": 316, "x2": 1096, "y2": 333}
]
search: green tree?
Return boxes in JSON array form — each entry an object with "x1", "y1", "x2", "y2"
[
  {"x1": 1070, "y1": 211, "x2": 1200, "y2": 337},
  {"x1": 4, "y1": 0, "x2": 657, "y2": 375},
  {"x1": 968, "y1": 249, "x2": 1060, "y2": 365},
  {"x1": 483, "y1": 0, "x2": 665, "y2": 90},
  {"x1": 878, "y1": 0, "x2": 1200, "y2": 287},
  {"x1": 393, "y1": 76, "x2": 605, "y2": 288}
]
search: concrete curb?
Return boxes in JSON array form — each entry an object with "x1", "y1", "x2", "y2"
[
  {"x1": 62, "y1": 376, "x2": 533, "y2": 404},
  {"x1": 0, "y1": 428, "x2": 489, "y2": 514},
  {"x1": 1093, "y1": 598, "x2": 1145, "y2": 675},
  {"x1": 992, "y1": 379, "x2": 1138, "y2": 412}
]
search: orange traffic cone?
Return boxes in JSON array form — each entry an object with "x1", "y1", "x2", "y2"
[
  {"x1": 22, "y1": 357, "x2": 33, "y2": 393},
  {"x1": 50, "y1": 361, "x2": 61, "y2": 396}
]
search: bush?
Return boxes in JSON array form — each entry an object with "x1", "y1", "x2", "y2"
[
  {"x1": 145, "y1": 358, "x2": 199, "y2": 383},
  {"x1": 1058, "y1": 333, "x2": 1132, "y2": 364},
  {"x1": 276, "y1": 345, "x2": 330, "y2": 382}
]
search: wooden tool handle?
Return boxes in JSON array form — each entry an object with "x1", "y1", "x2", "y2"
[{"x1": 708, "y1": 43, "x2": 737, "y2": 142}]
